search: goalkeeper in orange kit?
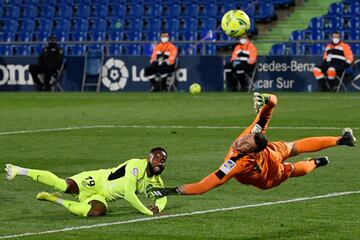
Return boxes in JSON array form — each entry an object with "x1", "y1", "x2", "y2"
[{"x1": 146, "y1": 93, "x2": 357, "y2": 199}]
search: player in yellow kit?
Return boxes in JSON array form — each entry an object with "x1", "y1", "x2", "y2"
[{"x1": 5, "y1": 147, "x2": 168, "y2": 217}]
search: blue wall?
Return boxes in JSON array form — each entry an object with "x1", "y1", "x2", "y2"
[{"x1": 0, "y1": 56, "x2": 359, "y2": 92}]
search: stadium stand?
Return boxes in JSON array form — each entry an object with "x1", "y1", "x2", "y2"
[
  {"x1": 0, "y1": 0, "x2": 300, "y2": 56},
  {"x1": 269, "y1": 0, "x2": 360, "y2": 56}
]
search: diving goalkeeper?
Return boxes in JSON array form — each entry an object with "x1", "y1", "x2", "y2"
[
  {"x1": 146, "y1": 94, "x2": 356, "y2": 199},
  {"x1": 5, "y1": 147, "x2": 168, "y2": 217}
]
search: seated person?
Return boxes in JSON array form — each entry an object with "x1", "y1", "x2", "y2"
[
  {"x1": 312, "y1": 31, "x2": 353, "y2": 92},
  {"x1": 144, "y1": 32, "x2": 178, "y2": 92},
  {"x1": 224, "y1": 34, "x2": 257, "y2": 92},
  {"x1": 29, "y1": 35, "x2": 64, "y2": 91}
]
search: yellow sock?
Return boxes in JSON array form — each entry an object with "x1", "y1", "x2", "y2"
[
  {"x1": 61, "y1": 200, "x2": 92, "y2": 217},
  {"x1": 27, "y1": 169, "x2": 67, "y2": 192}
]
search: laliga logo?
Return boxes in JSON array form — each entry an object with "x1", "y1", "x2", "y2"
[{"x1": 101, "y1": 58, "x2": 129, "y2": 91}]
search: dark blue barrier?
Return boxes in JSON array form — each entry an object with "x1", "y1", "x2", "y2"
[{"x1": 0, "y1": 55, "x2": 359, "y2": 92}]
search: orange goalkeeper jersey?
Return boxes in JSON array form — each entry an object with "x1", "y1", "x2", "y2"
[{"x1": 179, "y1": 95, "x2": 294, "y2": 195}]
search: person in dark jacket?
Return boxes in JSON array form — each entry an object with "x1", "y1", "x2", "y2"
[{"x1": 29, "y1": 36, "x2": 64, "y2": 91}]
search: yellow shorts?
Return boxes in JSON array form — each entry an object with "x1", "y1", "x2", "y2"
[{"x1": 69, "y1": 170, "x2": 108, "y2": 209}]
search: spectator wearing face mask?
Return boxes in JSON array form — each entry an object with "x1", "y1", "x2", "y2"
[
  {"x1": 29, "y1": 35, "x2": 64, "y2": 91},
  {"x1": 224, "y1": 34, "x2": 257, "y2": 92},
  {"x1": 144, "y1": 31, "x2": 178, "y2": 92},
  {"x1": 313, "y1": 31, "x2": 353, "y2": 92}
]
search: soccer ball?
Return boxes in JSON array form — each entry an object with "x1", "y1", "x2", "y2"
[
  {"x1": 221, "y1": 9, "x2": 251, "y2": 39},
  {"x1": 189, "y1": 83, "x2": 201, "y2": 94}
]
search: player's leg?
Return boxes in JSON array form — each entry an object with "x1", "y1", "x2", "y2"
[
  {"x1": 159, "y1": 63, "x2": 175, "y2": 91},
  {"x1": 290, "y1": 128, "x2": 356, "y2": 156},
  {"x1": 36, "y1": 193, "x2": 107, "y2": 217},
  {"x1": 28, "y1": 64, "x2": 44, "y2": 91},
  {"x1": 144, "y1": 62, "x2": 160, "y2": 92},
  {"x1": 313, "y1": 63, "x2": 330, "y2": 91},
  {"x1": 291, "y1": 157, "x2": 329, "y2": 177},
  {"x1": 4, "y1": 164, "x2": 72, "y2": 193}
]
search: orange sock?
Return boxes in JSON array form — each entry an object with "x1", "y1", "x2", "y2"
[
  {"x1": 294, "y1": 137, "x2": 339, "y2": 154},
  {"x1": 292, "y1": 160, "x2": 316, "y2": 177}
]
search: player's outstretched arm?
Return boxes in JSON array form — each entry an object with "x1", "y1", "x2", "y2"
[
  {"x1": 243, "y1": 92, "x2": 277, "y2": 135},
  {"x1": 146, "y1": 168, "x2": 236, "y2": 200}
]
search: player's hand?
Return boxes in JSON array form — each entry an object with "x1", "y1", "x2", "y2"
[
  {"x1": 149, "y1": 204, "x2": 160, "y2": 214},
  {"x1": 145, "y1": 186, "x2": 165, "y2": 201},
  {"x1": 253, "y1": 92, "x2": 270, "y2": 113}
]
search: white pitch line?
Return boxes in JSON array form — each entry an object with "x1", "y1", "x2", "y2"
[
  {"x1": 0, "y1": 190, "x2": 359, "y2": 239},
  {"x1": 0, "y1": 125, "x2": 359, "y2": 136}
]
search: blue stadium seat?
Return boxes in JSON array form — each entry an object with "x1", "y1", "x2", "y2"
[
  {"x1": 53, "y1": 19, "x2": 71, "y2": 32},
  {"x1": 198, "y1": 18, "x2": 217, "y2": 30},
  {"x1": 349, "y1": 29, "x2": 360, "y2": 40},
  {"x1": 20, "y1": 5, "x2": 38, "y2": 18},
  {"x1": 202, "y1": 3, "x2": 217, "y2": 17},
  {"x1": 38, "y1": 5, "x2": 55, "y2": 18},
  {"x1": 255, "y1": 3, "x2": 275, "y2": 22},
  {"x1": 349, "y1": 17, "x2": 360, "y2": 30},
  {"x1": 66, "y1": 45, "x2": 86, "y2": 56},
  {"x1": 323, "y1": 16, "x2": 343, "y2": 30},
  {"x1": 144, "y1": 3, "x2": 161, "y2": 17},
  {"x1": 3, "y1": 6, "x2": 20, "y2": 18},
  {"x1": 124, "y1": 18, "x2": 143, "y2": 31},
  {"x1": 0, "y1": 19, "x2": 18, "y2": 32},
  {"x1": 0, "y1": 32, "x2": 15, "y2": 42},
  {"x1": 169, "y1": 31, "x2": 179, "y2": 41},
  {"x1": 51, "y1": 31, "x2": 69, "y2": 41},
  {"x1": 350, "y1": 43, "x2": 360, "y2": 55},
  {"x1": 106, "y1": 31, "x2": 123, "y2": 41},
  {"x1": 179, "y1": 31, "x2": 197, "y2": 41},
  {"x1": 143, "y1": 18, "x2": 161, "y2": 31},
  {"x1": 75, "y1": 5, "x2": 91, "y2": 18},
  {"x1": 310, "y1": 43, "x2": 325, "y2": 55},
  {"x1": 143, "y1": 44, "x2": 154, "y2": 55},
  {"x1": 304, "y1": 29, "x2": 324, "y2": 41},
  {"x1": 123, "y1": 31, "x2": 141, "y2": 41},
  {"x1": 328, "y1": 2, "x2": 343, "y2": 16},
  {"x1": 108, "y1": 44, "x2": 122, "y2": 55},
  {"x1": 181, "y1": 3, "x2": 198, "y2": 17},
  {"x1": 163, "y1": 18, "x2": 179, "y2": 31},
  {"x1": 29, "y1": 45, "x2": 43, "y2": 56},
  {"x1": 289, "y1": 30, "x2": 305, "y2": 41},
  {"x1": 163, "y1": 3, "x2": 180, "y2": 17},
  {"x1": 106, "y1": 18, "x2": 124, "y2": 31},
  {"x1": 11, "y1": 45, "x2": 30, "y2": 56},
  {"x1": 269, "y1": 44, "x2": 286, "y2": 55},
  {"x1": 35, "y1": 19, "x2": 52, "y2": 32},
  {"x1": 91, "y1": 5, "x2": 108, "y2": 18},
  {"x1": 0, "y1": 7, "x2": 3, "y2": 18},
  {"x1": 308, "y1": 17, "x2": 324, "y2": 29},
  {"x1": 342, "y1": 1, "x2": 360, "y2": 16},
  {"x1": 88, "y1": 18, "x2": 106, "y2": 31},
  {"x1": 108, "y1": 4, "x2": 125, "y2": 17},
  {"x1": 0, "y1": 45, "x2": 11, "y2": 56},
  {"x1": 180, "y1": 17, "x2": 197, "y2": 30},
  {"x1": 37, "y1": 0, "x2": 57, "y2": 4},
  {"x1": 141, "y1": 31, "x2": 158, "y2": 41},
  {"x1": 16, "y1": 32, "x2": 32, "y2": 42},
  {"x1": 55, "y1": 5, "x2": 73, "y2": 18},
  {"x1": 18, "y1": 19, "x2": 35, "y2": 32},
  {"x1": 69, "y1": 31, "x2": 85, "y2": 41},
  {"x1": 205, "y1": 44, "x2": 216, "y2": 55},
  {"x1": 126, "y1": 3, "x2": 144, "y2": 17},
  {"x1": 32, "y1": 31, "x2": 50, "y2": 41},
  {"x1": 87, "y1": 31, "x2": 106, "y2": 41},
  {"x1": 70, "y1": 18, "x2": 88, "y2": 31},
  {"x1": 122, "y1": 45, "x2": 141, "y2": 55}
]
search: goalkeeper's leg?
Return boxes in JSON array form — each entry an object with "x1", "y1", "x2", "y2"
[{"x1": 5, "y1": 164, "x2": 68, "y2": 192}]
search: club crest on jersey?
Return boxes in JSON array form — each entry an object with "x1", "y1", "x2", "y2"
[
  {"x1": 220, "y1": 160, "x2": 236, "y2": 174},
  {"x1": 132, "y1": 167, "x2": 139, "y2": 176}
]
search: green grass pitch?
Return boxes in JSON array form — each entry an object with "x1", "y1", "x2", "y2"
[{"x1": 0, "y1": 92, "x2": 359, "y2": 240}]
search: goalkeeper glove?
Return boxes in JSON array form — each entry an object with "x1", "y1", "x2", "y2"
[
  {"x1": 145, "y1": 186, "x2": 181, "y2": 201},
  {"x1": 253, "y1": 92, "x2": 270, "y2": 113}
]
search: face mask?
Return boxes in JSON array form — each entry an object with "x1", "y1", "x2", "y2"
[
  {"x1": 161, "y1": 37, "x2": 169, "y2": 43},
  {"x1": 332, "y1": 38, "x2": 340, "y2": 45},
  {"x1": 239, "y1": 38, "x2": 248, "y2": 45}
]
